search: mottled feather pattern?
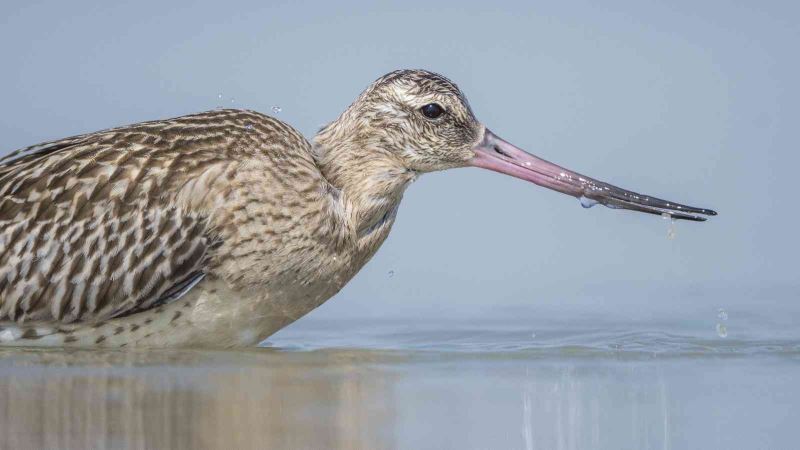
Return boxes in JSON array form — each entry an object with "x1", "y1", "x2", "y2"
[{"x1": 0, "y1": 109, "x2": 318, "y2": 324}]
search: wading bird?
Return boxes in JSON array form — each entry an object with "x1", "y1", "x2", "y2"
[{"x1": 0, "y1": 70, "x2": 715, "y2": 347}]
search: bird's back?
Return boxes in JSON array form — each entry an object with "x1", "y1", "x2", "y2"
[{"x1": 0, "y1": 109, "x2": 324, "y2": 326}]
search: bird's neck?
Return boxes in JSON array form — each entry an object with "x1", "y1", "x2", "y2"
[{"x1": 312, "y1": 134, "x2": 417, "y2": 241}]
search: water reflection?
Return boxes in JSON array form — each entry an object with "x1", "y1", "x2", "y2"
[
  {"x1": 0, "y1": 347, "x2": 797, "y2": 449},
  {"x1": 520, "y1": 367, "x2": 672, "y2": 450},
  {"x1": 0, "y1": 349, "x2": 396, "y2": 450}
]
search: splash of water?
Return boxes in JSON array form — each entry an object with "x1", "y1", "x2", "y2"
[
  {"x1": 662, "y1": 213, "x2": 677, "y2": 240},
  {"x1": 667, "y1": 220, "x2": 677, "y2": 240}
]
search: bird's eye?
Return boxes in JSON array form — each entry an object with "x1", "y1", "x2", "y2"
[{"x1": 420, "y1": 103, "x2": 445, "y2": 119}]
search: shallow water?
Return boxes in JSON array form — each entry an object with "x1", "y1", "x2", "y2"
[{"x1": 1, "y1": 308, "x2": 799, "y2": 450}]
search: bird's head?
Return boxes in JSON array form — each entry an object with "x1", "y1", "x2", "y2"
[{"x1": 316, "y1": 69, "x2": 716, "y2": 221}]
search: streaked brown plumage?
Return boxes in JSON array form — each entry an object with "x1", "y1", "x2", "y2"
[{"x1": 0, "y1": 69, "x2": 715, "y2": 347}]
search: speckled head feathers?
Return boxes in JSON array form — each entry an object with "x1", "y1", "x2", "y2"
[{"x1": 315, "y1": 69, "x2": 483, "y2": 173}]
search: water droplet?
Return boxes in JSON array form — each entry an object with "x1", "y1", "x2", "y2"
[
  {"x1": 579, "y1": 196, "x2": 598, "y2": 209},
  {"x1": 661, "y1": 213, "x2": 671, "y2": 220},
  {"x1": 530, "y1": 332, "x2": 536, "y2": 339},
  {"x1": 216, "y1": 93, "x2": 224, "y2": 109},
  {"x1": 388, "y1": 270, "x2": 395, "y2": 278},
  {"x1": 717, "y1": 308, "x2": 728, "y2": 321},
  {"x1": 245, "y1": 124, "x2": 253, "y2": 130},
  {"x1": 716, "y1": 323, "x2": 728, "y2": 338},
  {"x1": 272, "y1": 106, "x2": 282, "y2": 114},
  {"x1": 230, "y1": 98, "x2": 236, "y2": 104},
  {"x1": 666, "y1": 218, "x2": 677, "y2": 240}
]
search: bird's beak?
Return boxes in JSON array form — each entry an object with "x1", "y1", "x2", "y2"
[{"x1": 469, "y1": 129, "x2": 717, "y2": 221}]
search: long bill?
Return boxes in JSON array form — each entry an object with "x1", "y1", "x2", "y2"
[{"x1": 469, "y1": 129, "x2": 717, "y2": 222}]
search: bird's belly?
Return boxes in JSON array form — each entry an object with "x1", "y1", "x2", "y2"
[
  {"x1": 0, "y1": 277, "x2": 338, "y2": 348},
  {"x1": 163, "y1": 278, "x2": 335, "y2": 347}
]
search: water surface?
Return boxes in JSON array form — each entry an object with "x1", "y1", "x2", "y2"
[{"x1": 1, "y1": 308, "x2": 798, "y2": 449}]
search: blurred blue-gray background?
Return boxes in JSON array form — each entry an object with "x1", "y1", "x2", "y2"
[
  {"x1": 3, "y1": 3, "x2": 799, "y2": 449},
  {"x1": 1, "y1": 0, "x2": 796, "y2": 322}
]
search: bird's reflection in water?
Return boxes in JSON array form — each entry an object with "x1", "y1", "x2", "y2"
[
  {"x1": 1, "y1": 347, "x2": 797, "y2": 449},
  {"x1": 0, "y1": 348, "x2": 396, "y2": 450}
]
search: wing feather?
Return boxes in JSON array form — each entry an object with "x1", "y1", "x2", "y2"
[{"x1": 0, "y1": 109, "x2": 269, "y2": 324}]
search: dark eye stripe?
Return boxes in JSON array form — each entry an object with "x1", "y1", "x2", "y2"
[{"x1": 420, "y1": 103, "x2": 445, "y2": 119}]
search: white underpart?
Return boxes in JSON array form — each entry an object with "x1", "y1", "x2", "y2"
[{"x1": 0, "y1": 328, "x2": 20, "y2": 342}]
